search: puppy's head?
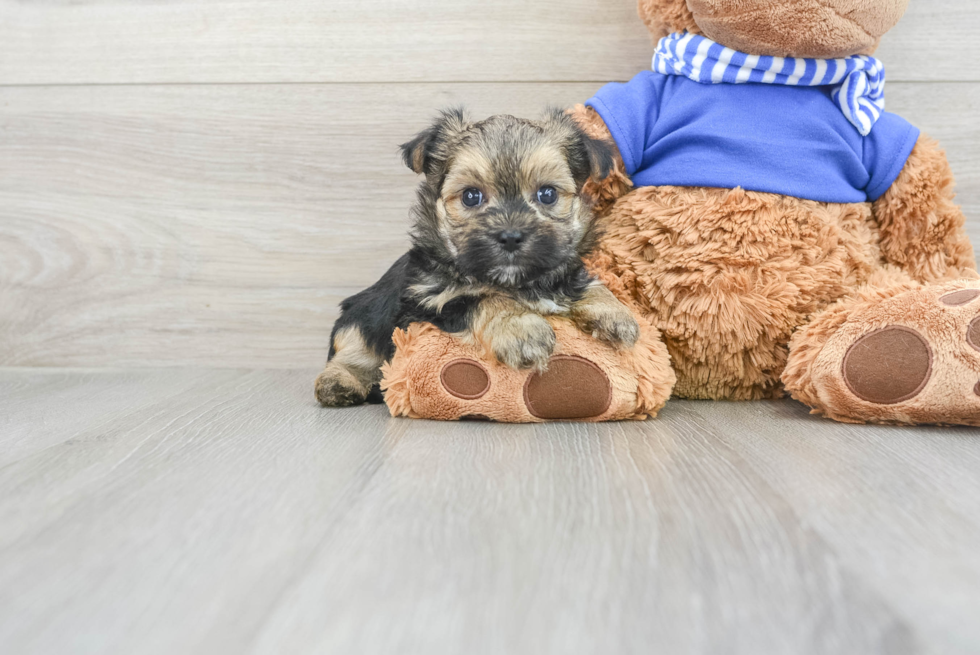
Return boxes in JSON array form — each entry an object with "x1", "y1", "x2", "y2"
[{"x1": 401, "y1": 108, "x2": 613, "y2": 288}]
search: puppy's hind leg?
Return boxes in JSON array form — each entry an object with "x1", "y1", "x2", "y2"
[
  {"x1": 316, "y1": 253, "x2": 410, "y2": 406},
  {"x1": 315, "y1": 325, "x2": 385, "y2": 407}
]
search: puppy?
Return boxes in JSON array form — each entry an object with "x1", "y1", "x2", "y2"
[{"x1": 316, "y1": 108, "x2": 640, "y2": 407}]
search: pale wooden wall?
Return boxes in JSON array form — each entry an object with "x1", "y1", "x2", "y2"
[{"x1": 1, "y1": 0, "x2": 978, "y2": 368}]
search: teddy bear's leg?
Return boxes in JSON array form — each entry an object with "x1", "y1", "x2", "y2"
[
  {"x1": 381, "y1": 318, "x2": 674, "y2": 422},
  {"x1": 873, "y1": 134, "x2": 978, "y2": 283},
  {"x1": 783, "y1": 268, "x2": 980, "y2": 425}
]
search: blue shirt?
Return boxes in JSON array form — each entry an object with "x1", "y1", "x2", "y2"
[{"x1": 586, "y1": 71, "x2": 920, "y2": 203}]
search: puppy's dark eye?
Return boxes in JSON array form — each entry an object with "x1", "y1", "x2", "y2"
[
  {"x1": 536, "y1": 186, "x2": 557, "y2": 205},
  {"x1": 461, "y1": 188, "x2": 484, "y2": 208}
]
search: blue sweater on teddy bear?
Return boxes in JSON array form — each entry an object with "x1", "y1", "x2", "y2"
[{"x1": 586, "y1": 33, "x2": 920, "y2": 205}]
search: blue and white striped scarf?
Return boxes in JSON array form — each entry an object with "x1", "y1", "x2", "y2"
[{"x1": 653, "y1": 32, "x2": 886, "y2": 136}]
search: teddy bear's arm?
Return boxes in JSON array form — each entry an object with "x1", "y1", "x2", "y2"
[
  {"x1": 872, "y1": 134, "x2": 978, "y2": 283},
  {"x1": 568, "y1": 104, "x2": 634, "y2": 217}
]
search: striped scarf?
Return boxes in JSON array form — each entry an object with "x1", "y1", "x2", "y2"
[{"x1": 653, "y1": 32, "x2": 886, "y2": 136}]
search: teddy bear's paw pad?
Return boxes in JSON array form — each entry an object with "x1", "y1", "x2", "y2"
[
  {"x1": 842, "y1": 326, "x2": 933, "y2": 404},
  {"x1": 941, "y1": 289, "x2": 980, "y2": 306},
  {"x1": 968, "y1": 317, "x2": 980, "y2": 351},
  {"x1": 523, "y1": 355, "x2": 612, "y2": 420},
  {"x1": 440, "y1": 359, "x2": 490, "y2": 400}
]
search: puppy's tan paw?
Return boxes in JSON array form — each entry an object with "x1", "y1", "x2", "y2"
[
  {"x1": 573, "y1": 304, "x2": 640, "y2": 350},
  {"x1": 488, "y1": 314, "x2": 557, "y2": 371},
  {"x1": 315, "y1": 365, "x2": 370, "y2": 407}
]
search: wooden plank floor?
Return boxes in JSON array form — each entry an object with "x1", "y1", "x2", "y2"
[{"x1": 2, "y1": 367, "x2": 980, "y2": 654}]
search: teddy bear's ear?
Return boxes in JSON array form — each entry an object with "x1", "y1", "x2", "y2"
[
  {"x1": 638, "y1": 0, "x2": 700, "y2": 40},
  {"x1": 545, "y1": 108, "x2": 615, "y2": 186},
  {"x1": 399, "y1": 107, "x2": 470, "y2": 176}
]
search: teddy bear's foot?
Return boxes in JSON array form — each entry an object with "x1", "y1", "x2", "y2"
[
  {"x1": 381, "y1": 317, "x2": 675, "y2": 422},
  {"x1": 784, "y1": 281, "x2": 980, "y2": 425}
]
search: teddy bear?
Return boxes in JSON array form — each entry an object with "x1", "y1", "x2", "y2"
[{"x1": 382, "y1": 0, "x2": 980, "y2": 426}]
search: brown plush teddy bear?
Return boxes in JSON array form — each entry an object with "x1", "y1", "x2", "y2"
[{"x1": 383, "y1": 0, "x2": 980, "y2": 426}]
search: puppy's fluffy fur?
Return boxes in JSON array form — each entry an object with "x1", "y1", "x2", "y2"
[{"x1": 316, "y1": 109, "x2": 640, "y2": 407}]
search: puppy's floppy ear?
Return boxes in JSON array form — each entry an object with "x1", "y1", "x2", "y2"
[
  {"x1": 399, "y1": 107, "x2": 470, "y2": 176},
  {"x1": 569, "y1": 133, "x2": 614, "y2": 186},
  {"x1": 544, "y1": 107, "x2": 614, "y2": 187}
]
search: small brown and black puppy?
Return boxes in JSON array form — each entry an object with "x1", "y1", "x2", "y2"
[{"x1": 316, "y1": 108, "x2": 640, "y2": 407}]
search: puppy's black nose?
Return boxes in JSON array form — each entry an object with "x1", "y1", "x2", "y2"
[{"x1": 497, "y1": 230, "x2": 525, "y2": 252}]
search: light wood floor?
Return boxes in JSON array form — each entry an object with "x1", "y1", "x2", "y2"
[{"x1": 1, "y1": 367, "x2": 980, "y2": 654}]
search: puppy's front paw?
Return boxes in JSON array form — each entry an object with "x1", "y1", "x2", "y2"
[
  {"x1": 574, "y1": 304, "x2": 640, "y2": 350},
  {"x1": 488, "y1": 314, "x2": 556, "y2": 371}
]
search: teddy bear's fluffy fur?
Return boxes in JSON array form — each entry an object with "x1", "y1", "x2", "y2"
[
  {"x1": 578, "y1": 0, "x2": 979, "y2": 425},
  {"x1": 380, "y1": 0, "x2": 980, "y2": 425}
]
